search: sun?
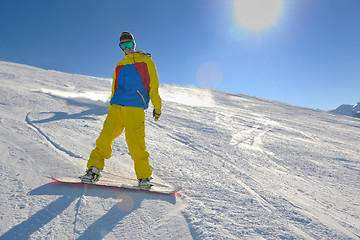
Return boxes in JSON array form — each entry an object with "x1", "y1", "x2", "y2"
[{"x1": 233, "y1": 0, "x2": 284, "y2": 31}]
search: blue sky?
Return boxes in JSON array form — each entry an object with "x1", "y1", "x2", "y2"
[{"x1": 1, "y1": 0, "x2": 359, "y2": 110}]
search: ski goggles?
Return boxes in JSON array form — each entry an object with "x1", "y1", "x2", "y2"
[{"x1": 119, "y1": 41, "x2": 135, "y2": 50}]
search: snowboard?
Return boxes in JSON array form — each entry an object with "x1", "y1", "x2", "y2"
[{"x1": 51, "y1": 174, "x2": 182, "y2": 195}]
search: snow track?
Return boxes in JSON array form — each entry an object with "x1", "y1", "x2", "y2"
[{"x1": 25, "y1": 112, "x2": 84, "y2": 162}]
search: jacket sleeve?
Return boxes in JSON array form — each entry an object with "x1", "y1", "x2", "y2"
[
  {"x1": 109, "y1": 65, "x2": 118, "y2": 110},
  {"x1": 147, "y1": 58, "x2": 162, "y2": 110}
]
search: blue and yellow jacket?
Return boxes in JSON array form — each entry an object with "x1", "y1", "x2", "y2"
[{"x1": 110, "y1": 51, "x2": 161, "y2": 110}]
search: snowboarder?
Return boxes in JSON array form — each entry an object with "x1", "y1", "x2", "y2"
[{"x1": 81, "y1": 31, "x2": 162, "y2": 187}]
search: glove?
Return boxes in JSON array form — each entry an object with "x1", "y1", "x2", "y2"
[{"x1": 153, "y1": 108, "x2": 161, "y2": 121}]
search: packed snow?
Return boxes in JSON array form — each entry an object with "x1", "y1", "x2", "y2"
[{"x1": 0, "y1": 61, "x2": 359, "y2": 239}]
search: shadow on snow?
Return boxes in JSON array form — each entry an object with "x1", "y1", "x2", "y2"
[
  {"x1": 31, "y1": 94, "x2": 109, "y2": 123},
  {"x1": 1, "y1": 182, "x2": 176, "y2": 240}
]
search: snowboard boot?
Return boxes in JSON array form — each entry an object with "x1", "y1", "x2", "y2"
[
  {"x1": 80, "y1": 166, "x2": 101, "y2": 183},
  {"x1": 138, "y1": 177, "x2": 153, "y2": 188}
]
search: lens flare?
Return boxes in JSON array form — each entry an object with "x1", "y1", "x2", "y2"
[
  {"x1": 233, "y1": 0, "x2": 284, "y2": 31},
  {"x1": 116, "y1": 193, "x2": 134, "y2": 212},
  {"x1": 196, "y1": 62, "x2": 223, "y2": 89}
]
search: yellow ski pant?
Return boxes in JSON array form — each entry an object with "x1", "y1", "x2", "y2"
[{"x1": 87, "y1": 105, "x2": 152, "y2": 179}]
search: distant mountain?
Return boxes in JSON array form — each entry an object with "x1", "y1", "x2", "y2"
[{"x1": 329, "y1": 102, "x2": 360, "y2": 118}]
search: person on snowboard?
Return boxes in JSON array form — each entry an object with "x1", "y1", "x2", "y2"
[{"x1": 81, "y1": 31, "x2": 162, "y2": 187}]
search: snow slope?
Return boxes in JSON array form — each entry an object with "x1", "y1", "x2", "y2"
[{"x1": 1, "y1": 61, "x2": 360, "y2": 239}]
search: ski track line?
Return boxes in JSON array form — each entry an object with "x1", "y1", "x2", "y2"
[
  {"x1": 221, "y1": 145, "x2": 319, "y2": 240},
  {"x1": 234, "y1": 175, "x2": 275, "y2": 213},
  {"x1": 248, "y1": 122, "x2": 360, "y2": 239},
  {"x1": 224, "y1": 162, "x2": 317, "y2": 239},
  {"x1": 25, "y1": 112, "x2": 83, "y2": 167},
  {"x1": 250, "y1": 125, "x2": 271, "y2": 152},
  {"x1": 221, "y1": 152, "x2": 277, "y2": 213},
  {"x1": 285, "y1": 195, "x2": 360, "y2": 239},
  {"x1": 73, "y1": 187, "x2": 89, "y2": 237},
  {"x1": 228, "y1": 120, "x2": 273, "y2": 153},
  {"x1": 212, "y1": 113, "x2": 285, "y2": 213},
  {"x1": 150, "y1": 196, "x2": 192, "y2": 238},
  {"x1": 238, "y1": 145, "x2": 360, "y2": 240},
  {"x1": 166, "y1": 130, "x2": 224, "y2": 159}
]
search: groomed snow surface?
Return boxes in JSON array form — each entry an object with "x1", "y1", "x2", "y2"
[{"x1": 0, "y1": 61, "x2": 359, "y2": 239}]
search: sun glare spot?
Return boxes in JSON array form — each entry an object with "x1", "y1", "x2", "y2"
[
  {"x1": 196, "y1": 62, "x2": 223, "y2": 89},
  {"x1": 116, "y1": 194, "x2": 134, "y2": 212},
  {"x1": 233, "y1": 0, "x2": 284, "y2": 31}
]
